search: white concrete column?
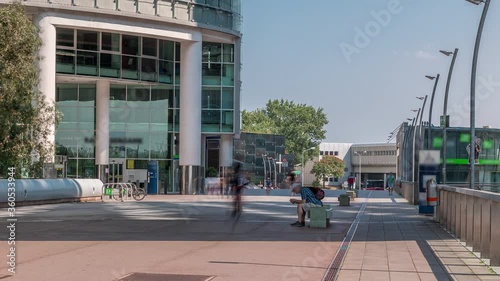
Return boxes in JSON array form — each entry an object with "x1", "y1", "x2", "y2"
[
  {"x1": 219, "y1": 134, "x2": 233, "y2": 167},
  {"x1": 36, "y1": 15, "x2": 57, "y2": 162},
  {"x1": 179, "y1": 40, "x2": 202, "y2": 167},
  {"x1": 95, "y1": 80, "x2": 110, "y2": 165}
]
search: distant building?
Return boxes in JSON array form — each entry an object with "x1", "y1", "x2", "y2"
[{"x1": 303, "y1": 142, "x2": 397, "y2": 187}]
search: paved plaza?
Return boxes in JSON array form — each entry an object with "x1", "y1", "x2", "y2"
[{"x1": 0, "y1": 190, "x2": 499, "y2": 281}]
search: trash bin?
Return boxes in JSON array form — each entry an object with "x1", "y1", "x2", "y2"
[{"x1": 338, "y1": 194, "x2": 350, "y2": 206}]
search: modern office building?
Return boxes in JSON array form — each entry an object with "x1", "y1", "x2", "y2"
[
  {"x1": 303, "y1": 142, "x2": 397, "y2": 187},
  {"x1": 397, "y1": 123, "x2": 500, "y2": 186},
  {"x1": 0, "y1": 0, "x2": 242, "y2": 194}
]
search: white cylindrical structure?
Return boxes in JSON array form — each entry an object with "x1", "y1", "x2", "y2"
[
  {"x1": 36, "y1": 15, "x2": 57, "y2": 162},
  {"x1": 219, "y1": 134, "x2": 233, "y2": 167},
  {"x1": 179, "y1": 40, "x2": 202, "y2": 194},
  {"x1": 95, "y1": 80, "x2": 110, "y2": 165},
  {"x1": 179, "y1": 40, "x2": 202, "y2": 167}
]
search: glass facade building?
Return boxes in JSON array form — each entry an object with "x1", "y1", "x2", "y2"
[
  {"x1": 6, "y1": 0, "x2": 242, "y2": 194},
  {"x1": 398, "y1": 125, "x2": 500, "y2": 186},
  {"x1": 234, "y1": 133, "x2": 294, "y2": 186}
]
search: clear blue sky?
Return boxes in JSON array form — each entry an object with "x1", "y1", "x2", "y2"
[{"x1": 241, "y1": 0, "x2": 500, "y2": 143}]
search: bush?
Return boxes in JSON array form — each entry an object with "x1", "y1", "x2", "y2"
[
  {"x1": 312, "y1": 179, "x2": 321, "y2": 188},
  {"x1": 205, "y1": 167, "x2": 218, "y2": 178}
]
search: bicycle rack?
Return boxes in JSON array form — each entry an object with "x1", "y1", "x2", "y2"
[{"x1": 101, "y1": 182, "x2": 133, "y2": 202}]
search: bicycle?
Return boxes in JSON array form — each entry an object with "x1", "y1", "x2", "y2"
[{"x1": 112, "y1": 183, "x2": 146, "y2": 201}]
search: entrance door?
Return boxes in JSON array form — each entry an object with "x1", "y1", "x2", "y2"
[{"x1": 109, "y1": 159, "x2": 124, "y2": 183}]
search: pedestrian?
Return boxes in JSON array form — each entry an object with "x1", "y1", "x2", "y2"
[
  {"x1": 289, "y1": 183, "x2": 323, "y2": 227},
  {"x1": 347, "y1": 174, "x2": 355, "y2": 190},
  {"x1": 387, "y1": 172, "x2": 395, "y2": 195}
]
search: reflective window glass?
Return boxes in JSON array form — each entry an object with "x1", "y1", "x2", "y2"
[
  {"x1": 175, "y1": 63, "x2": 181, "y2": 85},
  {"x1": 159, "y1": 40, "x2": 175, "y2": 61},
  {"x1": 220, "y1": 0, "x2": 231, "y2": 10},
  {"x1": 122, "y1": 35, "x2": 139, "y2": 55},
  {"x1": 79, "y1": 85, "x2": 96, "y2": 105},
  {"x1": 175, "y1": 42, "x2": 181, "y2": 62},
  {"x1": 102, "y1": 33, "x2": 120, "y2": 52},
  {"x1": 151, "y1": 86, "x2": 172, "y2": 108},
  {"x1": 202, "y1": 110, "x2": 221, "y2": 132},
  {"x1": 151, "y1": 108, "x2": 168, "y2": 124},
  {"x1": 222, "y1": 64, "x2": 234, "y2": 85},
  {"x1": 141, "y1": 58, "x2": 157, "y2": 82},
  {"x1": 222, "y1": 110, "x2": 234, "y2": 132},
  {"x1": 58, "y1": 106, "x2": 78, "y2": 123},
  {"x1": 78, "y1": 107, "x2": 95, "y2": 123},
  {"x1": 142, "y1": 37, "x2": 157, "y2": 57},
  {"x1": 110, "y1": 85, "x2": 127, "y2": 107},
  {"x1": 56, "y1": 84, "x2": 78, "y2": 103},
  {"x1": 126, "y1": 132, "x2": 149, "y2": 158},
  {"x1": 122, "y1": 56, "x2": 139, "y2": 80},
  {"x1": 202, "y1": 63, "x2": 221, "y2": 85},
  {"x1": 56, "y1": 49, "x2": 75, "y2": 74},
  {"x1": 100, "y1": 53, "x2": 121, "y2": 78},
  {"x1": 150, "y1": 132, "x2": 168, "y2": 159},
  {"x1": 203, "y1": 42, "x2": 222, "y2": 63},
  {"x1": 127, "y1": 86, "x2": 150, "y2": 105},
  {"x1": 56, "y1": 28, "x2": 74, "y2": 47},
  {"x1": 78, "y1": 159, "x2": 95, "y2": 178},
  {"x1": 202, "y1": 88, "x2": 221, "y2": 109},
  {"x1": 159, "y1": 60, "x2": 174, "y2": 84},
  {"x1": 77, "y1": 30, "x2": 98, "y2": 51},
  {"x1": 221, "y1": 88, "x2": 233, "y2": 109},
  {"x1": 223, "y1": 44, "x2": 234, "y2": 63},
  {"x1": 109, "y1": 131, "x2": 126, "y2": 158},
  {"x1": 76, "y1": 51, "x2": 98, "y2": 76}
]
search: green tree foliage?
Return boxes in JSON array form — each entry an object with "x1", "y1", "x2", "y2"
[
  {"x1": 311, "y1": 156, "x2": 345, "y2": 188},
  {"x1": 242, "y1": 99, "x2": 328, "y2": 163},
  {"x1": 0, "y1": 3, "x2": 56, "y2": 177}
]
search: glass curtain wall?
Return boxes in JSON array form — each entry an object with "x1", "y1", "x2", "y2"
[
  {"x1": 55, "y1": 84, "x2": 96, "y2": 178},
  {"x1": 56, "y1": 28, "x2": 180, "y2": 85},
  {"x1": 202, "y1": 42, "x2": 235, "y2": 133}
]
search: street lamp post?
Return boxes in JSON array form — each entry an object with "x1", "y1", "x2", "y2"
[
  {"x1": 354, "y1": 151, "x2": 367, "y2": 190},
  {"x1": 425, "y1": 74, "x2": 440, "y2": 150},
  {"x1": 440, "y1": 48, "x2": 459, "y2": 184},
  {"x1": 417, "y1": 96, "x2": 428, "y2": 151},
  {"x1": 301, "y1": 147, "x2": 315, "y2": 184},
  {"x1": 412, "y1": 109, "x2": 421, "y2": 182},
  {"x1": 466, "y1": 0, "x2": 491, "y2": 189}
]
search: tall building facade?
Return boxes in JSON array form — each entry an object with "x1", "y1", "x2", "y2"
[{"x1": 0, "y1": 0, "x2": 242, "y2": 194}]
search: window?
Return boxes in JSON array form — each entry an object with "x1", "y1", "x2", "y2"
[
  {"x1": 334, "y1": 151, "x2": 339, "y2": 156},
  {"x1": 142, "y1": 37, "x2": 158, "y2": 57},
  {"x1": 329, "y1": 151, "x2": 334, "y2": 156},
  {"x1": 77, "y1": 30, "x2": 98, "y2": 51},
  {"x1": 122, "y1": 35, "x2": 139, "y2": 55},
  {"x1": 102, "y1": 33, "x2": 120, "y2": 52},
  {"x1": 320, "y1": 151, "x2": 324, "y2": 156},
  {"x1": 56, "y1": 28, "x2": 74, "y2": 47}
]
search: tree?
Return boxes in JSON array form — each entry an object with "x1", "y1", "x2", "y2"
[
  {"x1": 311, "y1": 156, "x2": 345, "y2": 188},
  {"x1": 0, "y1": 3, "x2": 57, "y2": 177},
  {"x1": 242, "y1": 99, "x2": 328, "y2": 163}
]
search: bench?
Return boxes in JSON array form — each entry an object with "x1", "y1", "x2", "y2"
[
  {"x1": 307, "y1": 204, "x2": 333, "y2": 228},
  {"x1": 346, "y1": 190, "x2": 356, "y2": 200}
]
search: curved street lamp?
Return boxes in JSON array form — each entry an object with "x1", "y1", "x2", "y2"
[
  {"x1": 440, "y1": 48, "x2": 459, "y2": 184},
  {"x1": 466, "y1": 0, "x2": 491, "y2": 189}
]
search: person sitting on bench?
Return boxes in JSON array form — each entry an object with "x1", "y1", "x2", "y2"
[{"x1": 289, "y1": 183, "x2": 322, "y2": 227}]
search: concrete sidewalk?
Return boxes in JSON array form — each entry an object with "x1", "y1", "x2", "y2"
[{"x1": 336, "y1": 191, "x2": 500, "y2": 281}]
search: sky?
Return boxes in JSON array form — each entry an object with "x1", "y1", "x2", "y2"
[{"x1": 240, "y1": 0, "x2": 500, "y2": 143}]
